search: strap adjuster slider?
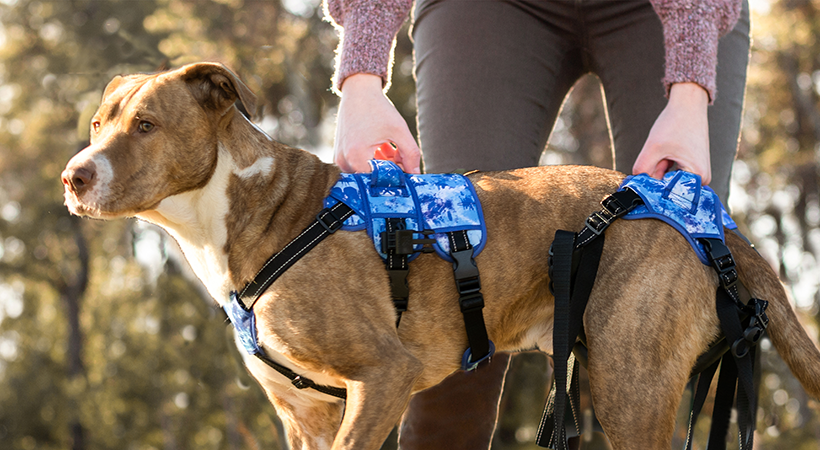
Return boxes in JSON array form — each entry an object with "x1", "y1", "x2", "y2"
[
  {"x1": 292, "y1": 376, "x2": 314, "y2": 390},
  {"x1": 316, "y1": 207, "x2": 345, "y2": 234},
  {"x1": 584, "y1": 210, "x2": 613, "y2": 236}
]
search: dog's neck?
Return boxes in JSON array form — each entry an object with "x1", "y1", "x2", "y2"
[{"x1": 138, "y1": 111, "x2": 341, "y2": 305}]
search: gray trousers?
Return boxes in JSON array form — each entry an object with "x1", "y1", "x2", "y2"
[
  {"x1": 401, "y1": 1, "x2": 750, "y2": 449},
  {"x1": 414, "y1": 0, "x2": 750, "y2": 203}
]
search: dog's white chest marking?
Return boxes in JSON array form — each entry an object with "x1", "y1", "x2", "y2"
[{"x1": 138, "y1": 146, "x2": 239, "y2": 304}]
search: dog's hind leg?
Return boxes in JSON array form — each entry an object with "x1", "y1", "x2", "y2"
[
  {"x1": 581, "y1": 225, "x2": 718, "y2": 449},
  {"x1": 584, "y1": 346, "x2": 688, "y2": 450}
]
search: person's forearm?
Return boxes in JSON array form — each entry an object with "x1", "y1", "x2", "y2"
[
  {"x1": 668, "y1": 82, "x2": 709, "y2": 111},
  {"x1": 650, "y1": 0, "x2": 741, "y2": 102},
  {"x1": 325, "y1": 0, "x2": 413, "y2": 93}
]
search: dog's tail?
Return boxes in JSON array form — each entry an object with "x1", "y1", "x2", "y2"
[{"x1": 728, "y1": 232, "x2": 820, "y2": 399}]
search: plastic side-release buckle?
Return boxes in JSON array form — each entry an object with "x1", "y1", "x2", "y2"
[
  {"x1": 452, "y1": 247, "x2": 480, "y2": 282},
  {"x1": 461, "y1": 340, "x2": 496, "y2": 371},
  {"x1": 381, "y1": 229, "x2": 436, "y2": 255},
  {"x1": 701, "y1": 238, "x2": 738, "y2": 291}
]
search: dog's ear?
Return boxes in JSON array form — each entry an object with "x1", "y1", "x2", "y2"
[
  {"x1": 101, "y1": 75, "x2": 125, "y2": 103},
  {"x1": 180, "y1": 62, "x2": 258, "y2": 119}
]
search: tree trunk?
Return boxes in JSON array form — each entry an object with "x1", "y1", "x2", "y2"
[{"x1": 61, "y1": 216, "x2": 90, "y2": 450}]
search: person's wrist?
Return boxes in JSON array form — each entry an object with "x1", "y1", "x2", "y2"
[
  {"x1": 667, "y1": 82, "x2": 709, "y2": 110},
  {"x1": 339, "y1": 73, "x2": 384, "y2": 95}
]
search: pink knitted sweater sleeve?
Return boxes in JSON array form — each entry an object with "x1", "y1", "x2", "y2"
[
  {"x1": 650, "y1": 0, "x2": 742, "y2": 102},
  {"x1": 325, "y1": 1, "x2": 742, "y2": 101},
  {"x1": 324, "y1": 0, "x2": 413, "y2": 93}
]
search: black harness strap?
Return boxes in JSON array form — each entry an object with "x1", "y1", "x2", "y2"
[
  {"x1": 448, "y1": 230, "x2": 494, "y2": 371},
  {"x1": 237, "y1": 202, "x2": 355, "y2": 310},
  {"x1": 683, "y1": 237, "x2": 768, "y2": 450},
  {"x1": 537, "y1": 189, "x2": 642, "y2": 449},
  {"x1": 380, "y1": 219, "x2": 435, "y2": 326},
  {"x1": 231, "y1": 201, "x2": 355, "y2": 400},
  {"x1": 253, "y1": 350, "x2": 348, "y2": 399},
  {"x1": 536, "y1": 229, "x2": 578, "y2": 448},
  {"x1": 384, "y1": 218, "x2": 410, "y2": 326}
]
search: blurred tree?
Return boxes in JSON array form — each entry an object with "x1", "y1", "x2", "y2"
[{"x1": 0, "y1": 0, "x2": 338, "y2": 449}]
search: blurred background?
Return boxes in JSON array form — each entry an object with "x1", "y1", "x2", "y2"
[{"x1": 0, "y1": 0, "x2": 817, "y2": 449}]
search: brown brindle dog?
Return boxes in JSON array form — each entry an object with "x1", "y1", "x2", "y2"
[{"x1": 61, "y1": 62, "x2": 820, "y2": 450}]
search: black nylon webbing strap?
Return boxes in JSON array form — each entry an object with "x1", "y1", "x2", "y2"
[
  {"x1": 536, "y1": 230, "x2": 575, "y2": 449},
  {"x1": 683, "y1": 238, "x2": 768, "y2": 450},
  {"x1": 252, "y1": 352, "x2": 347, "y2": 399},
  {"x1": 384, "y1": 218, "x2": 410, "y2": 326},
  {"x1": 714, "y1": 287, "x2": 758, "y2": 450},
  {"x1": 707, "y1": 352, "x2": 740, "y2": 450},
  {"x1": 537, "y1": 189, "x2": 642, "y2": 449},
  {"x1": 448, "y1": 230, "x2": 492, "y2": 369},
  {"x1": 236, "y1": 202, "x2": 354, "y2": 310},
  {"x1": 575, "y1": 188, "x2": 642, "y2": 248},
  {"x1": 683, "y1": 358, "x2": 722, "y2": 450}
]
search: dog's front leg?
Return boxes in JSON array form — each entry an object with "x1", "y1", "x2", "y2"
[
  {"x1": 333, "y1": 356, "x2": 422, "y2": 450},
  {"x1": 262, "y1": 387, "x2": 345, "y2": 450}
]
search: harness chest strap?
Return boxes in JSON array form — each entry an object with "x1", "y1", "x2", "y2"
[{"x1": 226, "y1": 202, "x2": 355, "y2": 400}]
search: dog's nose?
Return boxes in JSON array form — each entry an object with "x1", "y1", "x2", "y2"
[{"x1": 61, "y1": 165, "x2": 96, "y2": 196}]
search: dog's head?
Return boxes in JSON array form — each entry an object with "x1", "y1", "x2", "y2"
[{"x1": 62, "y1": 62, "x2": 256, "y2": 219}]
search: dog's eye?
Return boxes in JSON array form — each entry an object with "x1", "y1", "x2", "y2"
[
  {"x1": 138, "y1": 121, "x2": 155, "y2": 133},
  {"x1": 91, "y1": 121, "x2": 100, "y2": 133}
]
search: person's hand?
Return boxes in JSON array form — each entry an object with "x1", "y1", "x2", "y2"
[
  {"x1": 633, "y1": 82, "x2": 711, "y2": 185},
  {"x1": 334, "y1": 74, "x2": 421, "y2": 173}
]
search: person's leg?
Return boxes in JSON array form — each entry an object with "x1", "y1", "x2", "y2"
[
  {"x1": 414, "y1": 0, "x2": 583, "y2": 174},
  {"x1": 589, "y1": 0, "x2": 750, "y2": 204},
  {"x1": 399, "y1": 353, "x2": 512, "y2": 450},
  {"x1": 405, "y1": 1, "x2": 583, "y2": 448},
  {"x1": 708, "y1": 0, "x2": 751, "y2": 204},
  {"x1": 584, "y1": 0, "x2": 668, "y2": 176}
]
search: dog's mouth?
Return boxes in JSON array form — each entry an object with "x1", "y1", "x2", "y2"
[
  {"x1": 63, "y1": 184, "x2": 143, "y2": 220},
  {"x1": 63, "y1": 188, "x2": 113, "y2": 219}
]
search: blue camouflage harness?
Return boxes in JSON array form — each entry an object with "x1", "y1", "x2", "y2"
[
  {"x1": 538, "y1": 171, "x2": 769, "y2": 450},
  {"x1": 224, "y1": 160, "x2": 494, "y2": 400},
  {"x1": 222, "y1": 163, "x2": 768, "y2": 450}
]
